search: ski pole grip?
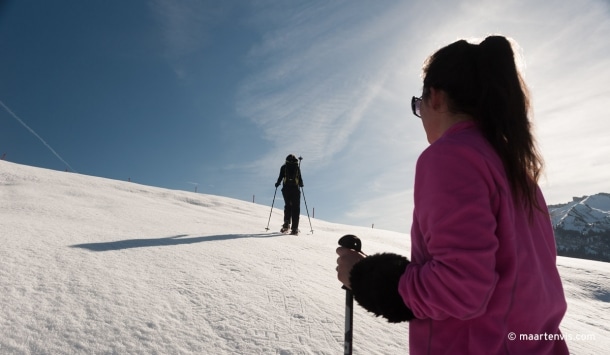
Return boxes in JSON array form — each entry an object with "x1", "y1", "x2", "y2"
[
  {"x1": 338, "y1": 235, "x2": 362, "y2": 291},
  {"x1": 338, "y1": 234, "x2": 361, "y2": 252}
]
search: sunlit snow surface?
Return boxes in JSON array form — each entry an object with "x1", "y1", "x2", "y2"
[{"x1": 1, "y1": 161, "x2": 608, "y2": 354}]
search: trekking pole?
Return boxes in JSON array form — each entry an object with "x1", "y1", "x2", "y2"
[
  {"x1": 338, "y1": 234, "x2": 363, "y2": 355},
  {"x1": 265, "y1": 186, "x2": 278, "y2": 231},
  {"x1": 298, "y1": 156, "x2": 314, "y2": 234},
  {"x1": 301, "y1": 186, "x2": 314, "y2": 234}
]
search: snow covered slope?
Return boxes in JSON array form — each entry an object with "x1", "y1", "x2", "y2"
[{"x1": 1, "y1": 160, "x2": 608, "y2": 354}]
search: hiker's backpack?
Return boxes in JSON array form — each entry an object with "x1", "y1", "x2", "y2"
[{"x1": 283, "y1": 159, "x2": 300, "y2": 186}]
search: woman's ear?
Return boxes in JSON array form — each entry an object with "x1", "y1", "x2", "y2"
[{"x1": 427, "y1": 87, "x2": 445, "y2": 111}]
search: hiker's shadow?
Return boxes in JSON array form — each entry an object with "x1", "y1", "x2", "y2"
[{"x1": 70, "y1": 233, "x2": 283, "y2": 252}]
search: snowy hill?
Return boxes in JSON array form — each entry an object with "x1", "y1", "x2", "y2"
[
  {"x1": 549, "y1": 193, "x2": 610, "y2": 262},
  {"x1": 1, "y1": 160, "x2": 608, "y2": 354}
]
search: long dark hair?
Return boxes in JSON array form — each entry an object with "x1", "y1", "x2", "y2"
[{"x1": 422, "y1": 36, "x2": 543, "y2": 213}]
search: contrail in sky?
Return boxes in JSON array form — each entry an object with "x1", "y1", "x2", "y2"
[{"x1": 0, "y1": 99, "x2": 77, "y2": 173}]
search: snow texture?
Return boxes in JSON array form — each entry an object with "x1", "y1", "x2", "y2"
[{"x1": 1, "y1": 160, "x2": 608, "y2": 354}]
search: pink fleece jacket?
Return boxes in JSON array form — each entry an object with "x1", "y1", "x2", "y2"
[{"x1": 399, "y1": 121, "x2": 569, "y2": 354}]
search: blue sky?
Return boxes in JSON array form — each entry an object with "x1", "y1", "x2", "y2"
[{"x1": 1, "y1": 0, "x2": 609, "y2": 233}]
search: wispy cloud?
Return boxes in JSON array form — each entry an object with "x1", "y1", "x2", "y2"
[
  {"x1": 231, "y1": 1, "x2": 431, "y2": 230},
  {"x1": 518, "y1": 0, "x2": 610, "y2": 203},
  {"x1": 236, "y1": 1, "x2": 421, "y2": 166},
  {"x1": 236, "y1": 0, "x2": 610, "y2": 232}
]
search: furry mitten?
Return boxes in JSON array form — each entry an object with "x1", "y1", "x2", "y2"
[{"x1": 349, "y1": 252, "x2": 415, "y2": 323}]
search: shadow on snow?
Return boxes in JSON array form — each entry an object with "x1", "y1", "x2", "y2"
[{"x1": 70, "y1": 233, "x2": 284, "y2": 252}]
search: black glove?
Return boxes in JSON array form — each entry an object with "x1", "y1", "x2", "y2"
[
  {"x1": 275, "y1": 182, "x2": 280, "y2": 188},
  {"x1": 299, "y1": 184, "x2": 304, "y2": 187},
  {"x1": 350, "y1": 252, "x2": 415, "y2": 323}
]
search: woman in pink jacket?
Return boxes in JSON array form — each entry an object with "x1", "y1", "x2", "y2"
[{"x1": 336, "y1": 35, "x2": 569, "y2": 354}]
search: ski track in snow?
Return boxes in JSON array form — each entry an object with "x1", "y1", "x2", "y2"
[{"x1": 1, "y1": 160, "x2": 608, "y2": 354}]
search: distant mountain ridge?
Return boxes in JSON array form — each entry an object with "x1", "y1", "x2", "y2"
[{"x1": 548, "y1": 193, "x2": 610, "y2": 262}]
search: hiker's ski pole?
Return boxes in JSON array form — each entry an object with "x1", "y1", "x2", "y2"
[
  {"x1": 301, "y1": 186, "x2": 313, "y2": 233},
  {"x1": 298, "y1": 156, "x2": 314, "y2": 233},
  {"x1": 265, "y1": 186, "x2": 278, "y2": 231},
  {"x1": 338, "y1": 234, "x2": 363, "y2": 355}
]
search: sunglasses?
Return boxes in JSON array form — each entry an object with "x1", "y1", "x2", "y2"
[{"x1": 411, "y1": 96, "x2": 422, "y2": 118}]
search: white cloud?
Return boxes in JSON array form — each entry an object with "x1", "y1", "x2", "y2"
[
  {"x1": 522, "y1": 0, "x2": 610, "y2": 204},
  {"x1": 236, "y1": 1, "x2": 422, "y2": 166},
  {"x1": 241, "y1": 0, "x2": 610, "y2": 232}
]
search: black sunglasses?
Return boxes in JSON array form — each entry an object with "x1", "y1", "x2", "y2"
[{"x1": 411, "y1": 96, "x2": 422, "y2": 118}]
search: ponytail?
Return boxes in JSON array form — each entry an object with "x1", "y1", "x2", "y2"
[{"x1": 476, "y1": 36, "x2": 543, "y2": 213}]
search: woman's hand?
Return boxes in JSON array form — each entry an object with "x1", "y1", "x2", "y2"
[{"x1": 336, "y1": 246, "x2": 366, "y2": 289}]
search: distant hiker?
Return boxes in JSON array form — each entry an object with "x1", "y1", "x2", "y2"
[
  {"x1": 336, "y1": 35, "x2": 569, "y2": 354},
  {"x1": 275, "y1": 154, "x2": 304, "y2": 235}
]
